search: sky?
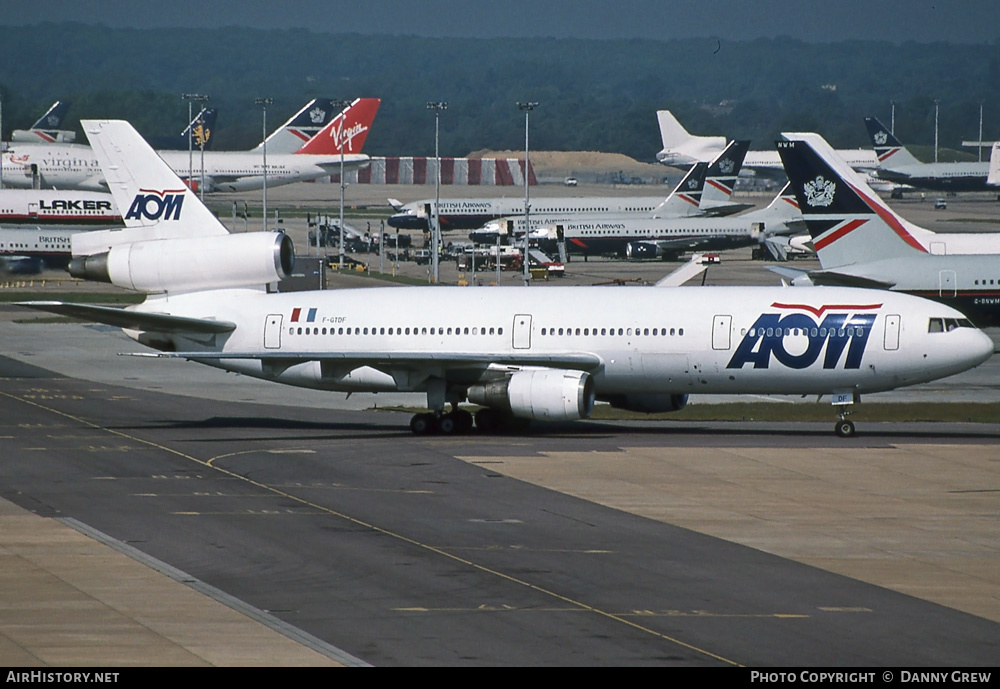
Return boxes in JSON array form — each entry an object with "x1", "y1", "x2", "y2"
[{"x1": 3, "y1": 0, "x2": 998, "y2": 44}]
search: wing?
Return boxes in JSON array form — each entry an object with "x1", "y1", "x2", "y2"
[
  {"x1": 133, "y1": 350, "x2": 602, "y2": 371},
  {"x1": 18, "y1": 301, "x2": 236, "y2": 335}
]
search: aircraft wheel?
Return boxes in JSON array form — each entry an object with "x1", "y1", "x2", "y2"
[
  {"x1": 438, "y1": 414, "x2": 458, "y2": 435},
  {"x1": 410, "y1": 413, "x2": 438, "y2": 435},
  {"x1": 834, "y1": 420, "x2": 856, "y2": 438}
]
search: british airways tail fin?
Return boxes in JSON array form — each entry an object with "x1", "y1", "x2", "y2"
[
  {"x1": 294, "y1": 98, "x2": 381, "y2": 156},
  {"x1": 655, "y1": 110, "x2": 727, "y2": 167},
  {"x1": 30, "y1": 101, "x2": 72, "y2": 130},
  {"x1": 12, "y1": 101, "x2": 76, "y2": 143},
  {"x1": 776, "y1": 133, "x2": 929, "y2": 270},
  {"x1": 700, "y1": 139, "x2": 750, "y2": 209},
  {"x1": 250, "y1": 98, "x2": 337, "y2": 154},
  {"x1": 73, "y1": 120, "x2": 228, "y2": 256},
  {"x1": 864, "y1": 117, "x2": 922, "y2": 168},
  {"x1": 651, "y1": 162, "x2": 708, "y2": 216}
]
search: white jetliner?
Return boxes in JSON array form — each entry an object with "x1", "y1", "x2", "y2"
[
  {"x1": 391, "y1": 140, "x2": 751, "y2": 233},
  {"x1": 0, "y1": 188, "x2": 120, "y2": 266},
  {"x1": 865, "y1": 117, "x2": 991, "y2": 192},
  {"x1": 11, "y1": 101, "x2": 76, "y2": 144},
  {"x1": 546, "y1": 182, "x2": 803, "y2": 261},
  {"x1": 0, "y1": 189, "x2": 119, "y2": 226},
  {"x1": 20, "y1": 120, "x2": 994, "y2": 439},
  {"x1": 655, "y1": 110, "x2": 727, "y2": 167},
  {"x1": 0, "y1": 98, "x2": 379, "y2": 193},
  {"x1": 775, "y1": 132, "x2": 1000, "y2": 327},
  {"x1": 655, "y1": 110, "x2": 878, "y2": 174}
]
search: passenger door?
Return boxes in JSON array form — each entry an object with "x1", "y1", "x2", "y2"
[{"x1": 264, "y1": 314, "x2": 283, "y2": 349}]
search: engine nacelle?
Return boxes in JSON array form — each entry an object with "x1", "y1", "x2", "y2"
[
  {"x1": 467, "y1": 369, "x2": 595, "y2": 422},
  {"x1": 625, "y1": 241, "x2": 662, "y2": 260},
  {"x1": 603, "y1": 393, "x2": 688, "y2": 414},
  {"x1": 69, "y1": 231, "x2": 293, "y2": 293}
]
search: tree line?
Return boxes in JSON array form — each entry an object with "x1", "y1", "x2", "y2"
[{"x1": 2, "y1": 23, "x2": 998, "y2": 161}]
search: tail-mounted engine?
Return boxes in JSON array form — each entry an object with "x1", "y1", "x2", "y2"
[{"x1": 69, "y1": 231, "x2": 294, "y2": 293}]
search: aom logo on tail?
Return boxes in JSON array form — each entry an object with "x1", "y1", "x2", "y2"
[
  {"x1": 728, "y1": 303, "x2": 881, "y2": 370},
  {"x1": 125, "y1": 188, "x2": 187, "y2": 221}
]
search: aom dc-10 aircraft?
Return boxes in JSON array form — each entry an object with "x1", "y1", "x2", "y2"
[{"x1": 22, "y1": 120, "x2": 994, "y2": 438}]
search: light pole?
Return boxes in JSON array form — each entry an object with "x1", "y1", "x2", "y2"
[
  {"x1": 255, "y1": 97, "x2": 273, "y2": 231},
  {"x1": 517, "y1": 102, "x2": 537, "y2": 286},
  {"x1": 181, "y1": 93, "x2": 209, "y2": 194},
  {"x1": 427, "y1": 102, "x2": 447, "y2": 283},
  {"x1": 978, "y1": 100, "x2": 985, "y2": 162},
  {"x1": 934, "y1": 99, "x2": 940, "y2": 164},
  {"x1": 332, "y1": 98, "x2": 352, "y2": 270},
  {"x1": 0, "y1": 91, "x2": 4, "y2": 190}
]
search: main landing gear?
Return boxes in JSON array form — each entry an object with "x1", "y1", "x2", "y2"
[
  {"x1": 410, "y1": 407, "x2": 474, "y2": 435},
  {"x1": 409, "y1": 406, "x2": 527, "y2": 435}
]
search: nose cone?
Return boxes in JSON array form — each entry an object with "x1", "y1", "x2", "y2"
[
  {"x1": 970, "y1": 328, "x2": 996, "y2": 368},
  {"x1": 939, "y1": 327, "x2": 996, "y2": 380}
]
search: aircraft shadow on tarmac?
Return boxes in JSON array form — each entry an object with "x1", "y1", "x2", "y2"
[{"x1": 111, "y1": 413, "x2": 1000, "y2": 444}]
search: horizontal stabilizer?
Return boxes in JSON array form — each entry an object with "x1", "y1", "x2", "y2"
[
  {"x1": 18, "y1": 301, "x2": 236, "y2": 334},
  {"x1": 802, "y1": 270, "x2": 897, "y2": 290},
  {"x1": 654, "y1": 256, "x2": 709, "y2": 287}
]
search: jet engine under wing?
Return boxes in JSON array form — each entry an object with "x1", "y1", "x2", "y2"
[{"x1": 18, "y1": 301, "x2": 237, "y2": 334}]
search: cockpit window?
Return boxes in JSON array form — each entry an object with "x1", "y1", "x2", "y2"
[{"x1": 929, "y1": 317, "x2": 975, "y2": 333}]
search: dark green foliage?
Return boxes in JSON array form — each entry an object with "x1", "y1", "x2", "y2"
[{"x1": 2, "y1": 24, "x2": 998, "y2": 160}]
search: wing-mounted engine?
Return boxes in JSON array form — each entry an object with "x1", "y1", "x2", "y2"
[
  {"x1": 602, "y1": 393, "x2": 688, "y2": 414},
  {"x1": 626, "y1": 241, "x2": 665, "y2": 260},
  {"x1": 466, "y1": 369, "x2": 595, "y2": 421},
  {"x1": 68, "y1": 231, "x2": 294, "y2": 293}
]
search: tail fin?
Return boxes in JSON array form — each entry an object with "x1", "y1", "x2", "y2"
[
  {"x1": 700, "y1": 139, "x2": 750, "y2": 209},
  {"x1": 250, "y1": 98, "x2": 337, "y2": 154},
  {"x1": 776, "y1": 133, "x2": 929, "y2": 269},
  {"x1": 655, "y1": 110, "x2": 726, "y2": 166},
  {"x1": 185, "y1": 108, "x2": 217, "y2": 151},
  {"x1": 864, "y1": 117, "x2": 921, "y2": 168},
  {"x1": 13, "y1": 101, "x2": 75, "y2": 143},
  {"x1": 294, "y1": 98, "x2": 381, "y2": 156},
  {"x1": 74, "y1": 120, "x2": 228, "y2": 255},
  {"x1": 759, "y1": 182, "x2": 803, "y2": 222},
  {"x1": 988, "y1": 141, "x2": 1000, "y2": 187},
  {"x1": 651, "y1": 162, "x2": 708, "y2": 217},
  {"x1": 148, "y1": 107, "x2": 218, "y2": 151},
  {"x1": 31, "y1": 101, "x2": 72, "y2": 129}
]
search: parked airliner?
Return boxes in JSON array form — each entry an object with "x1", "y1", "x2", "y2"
[
  {"x1": 864, "y1": 117, "x2": 991, "y2": 192},
  {"x1": 390, "y1": 140, "x2": 751, "y2": 233},
  {"x1": 776, "y1": 132, "x2": 1000, "y2": 326},
  {"x1": 20, "y1": 120, "x2": 993, "y2": 439},
  {"x1": 655, "y1": 110, "x2": 878, "y2": 173},
  {"x1": 0, "y1": 98, "x2": 379, "y2": 193}
]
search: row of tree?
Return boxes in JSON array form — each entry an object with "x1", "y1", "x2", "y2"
[{"x1": 2, "y1": 23, "x2": 998, "y2": 161}]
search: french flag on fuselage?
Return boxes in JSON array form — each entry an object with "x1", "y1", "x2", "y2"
[{"x1": 290, "y1": 307, "x2": 317, "y2": 323}]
